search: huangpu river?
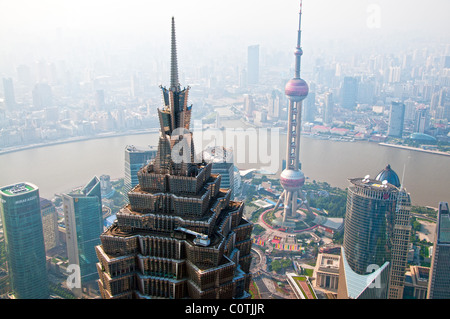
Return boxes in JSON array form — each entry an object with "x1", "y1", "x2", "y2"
[{"x1": 0, "y1": 122, "x2": 449, "y2": 207}]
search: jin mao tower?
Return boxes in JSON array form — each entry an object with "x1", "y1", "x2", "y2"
[{"x1": 95, "y1": 18, "x2": 253, "y2": 299}]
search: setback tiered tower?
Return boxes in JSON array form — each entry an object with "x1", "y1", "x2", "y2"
[{"x1": 95, "y1": 18, "x2": 253, "y2": 299}]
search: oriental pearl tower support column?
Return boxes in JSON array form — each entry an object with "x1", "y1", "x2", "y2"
[{"x1": 274, "y1": 1, "x2": 311, "y2": 224}]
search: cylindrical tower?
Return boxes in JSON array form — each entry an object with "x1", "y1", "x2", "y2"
[
  {"x1": 0, "y1": 182, "x2": 49, "y2": 299},
  {"x1": 343, "y1": 177, "x2": 398, "y2": 275}
]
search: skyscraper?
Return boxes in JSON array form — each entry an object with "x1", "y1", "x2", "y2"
[
  {"x1": 32, "y1": 83, "x2": 53, "y2": 109},
  {"x1": 2, "y1": 77, "x2": 16, "y2": 110},
  {"x1": 96, "y1": 17, "x2": 253, "y2": 299},
  {"x1": 303, "y1": 87, "x2": 316, "y2": 123},
  {"x1": 0, "y1": 183, "x2": 49, "y2": 299},
  {"x1": 268, "y1": 90, "x2": 281, "y2": 120},
  {"x1": 387, "y1": 101, "x2": 405, "y2": 138},
  {"x1": 243, "y1": 94, "x2": 255, "y2": 117},
  {"x1": 338, "y1": 165, "x2": 411, "y2": 299},
  {"x1": 414, "y1": 106, "x2": 430, "y2": 133},
  {"x1": 203, "y1": 146, "x2": 235, "y2": 198},
  {"x1": 247, "y1": 45, "x2": 259, "y2": 85},
  {"x1": 341, "y1": 76, "x2": 358, "y2": 110},
  {"x1": 63, "y1": 176, "x2": 103, "y2": 297},
  {"x1": 124, "y1": 145, "x2": 157, "y2": 197},
  {"x1": 274, "y1": 0, "x2": 310, "y2": 222},
  {"x1": 427, "y1": 202, "x2": 450, "y2": 299},
  {"x1": 40, "y1": 197, "x2": 60, "y2": 253},
  {"x1": 323, "y1": 92, "x2": 334, "y2": 125}
]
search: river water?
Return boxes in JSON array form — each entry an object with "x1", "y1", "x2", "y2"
[{"x1": 0, "y1": 123, "x2": 449, "y2": 207}]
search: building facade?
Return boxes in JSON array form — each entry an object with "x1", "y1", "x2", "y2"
[
  {"x1": 2, "y1": 77, "x2": 16, "y2": 110},
  {"x1": 0, "y1": 183, "x2": 49, "y2": 299},
  {"x1": 427, "y1": 201, "x2": 450, "y2": 299},
  {"x1": 247, "y1": 45, "x2": 259, "y2": 85},
  {"x1": 124, "y1": 145, "x2": 157, "y2": 197},
  {"x1": 338, "y1": 166, "x2": 411, "y2": 299},
  {"x1": 388, "y1": 101, "x2": 405, "y2": 138},
  {"x1": 40, "y1": 197, "x2": 60, "y2": 253},
  {"x1": 341, "y1": 76, "x2": 358, "y2": 110},
  {"x1": 95, "y1": 18, "x2": 253, "y2": 299},
  {"x1": 323, "y1": 92, "x2": 334, "y2": 125},
  {"x1": 313, "y1": 253, "x2": 340, "y2": 292},
  {"x1": 203, "y1": 146, "x2": 235, "y2": 198},
  {"x1": 63, "y1": 176, "x2": 103, "y2": 296},
  {"x1": 404, "y1": 265, "x2": 429, "y2": 299}
]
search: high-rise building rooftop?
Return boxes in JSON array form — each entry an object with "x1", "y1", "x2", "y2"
[
  {"x1": 95, "y1": 17, "x2": 253, "y2": 299},
  {"x1": 0, "y1": 182, "x2": 49, "y2": 299}
]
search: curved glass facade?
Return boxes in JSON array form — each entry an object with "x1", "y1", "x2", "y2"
[
  {"x1": 343, "y1": 178, "x2": 397, "y2": 275},
  {"x1": 341, "y1": 177, "x2": 412, "y2": 299}
]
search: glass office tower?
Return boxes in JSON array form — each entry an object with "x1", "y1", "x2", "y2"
[
  {"x1": 63, "y1": 176, "x2": 103, "y2": 296},
  {"x1": 427, "y1": 202, "x2": 450, "y2": 299},
  {"x1": 0, "y1": 182, "x2": 49, "y2": 299},
  {"x1": 203, "y1": 146, "x2": 235, "y2": 198},
  {"x1": 124, "y1": 145, "x2": 157, "y2": 196},
  {"x1": 338, "y1": 168, "x2": 411, "y2": 299}
]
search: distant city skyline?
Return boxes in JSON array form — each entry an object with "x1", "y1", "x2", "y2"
[{"x1": 1, "y1": 0, "x2": 450, "y2": 78}]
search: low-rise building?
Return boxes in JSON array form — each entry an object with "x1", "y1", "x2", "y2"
[
  {"x1": 313, "y1": 253, "x2": 340, "y2": 292},
  {"x1": 404, "y1": 266, "x2": 429, "y2": 299}
]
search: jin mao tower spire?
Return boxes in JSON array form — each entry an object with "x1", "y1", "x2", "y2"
[{"x1": 95, "y1": 17, "x2": 253, "y2": 300}]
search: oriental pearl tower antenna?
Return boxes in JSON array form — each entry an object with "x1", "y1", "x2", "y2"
[{"x1": 274, "y1": 0, "x2": 311, "y2": 224}]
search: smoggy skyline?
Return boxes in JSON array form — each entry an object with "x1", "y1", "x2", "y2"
[{"x1": 1, "y1": 0, "x2": 449, "y2": 67}]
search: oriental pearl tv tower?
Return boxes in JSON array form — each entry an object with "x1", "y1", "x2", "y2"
[{"x1": 274, "y1": 0, "x2": 310, "y2": 223}]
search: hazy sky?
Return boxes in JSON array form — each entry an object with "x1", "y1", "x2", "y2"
[
  {"x1": 1, "y1": 0, "x2": 449, "y2": 73},
  {"x1": 2, "y1": 0, "x2": 449, "y2": 42}
]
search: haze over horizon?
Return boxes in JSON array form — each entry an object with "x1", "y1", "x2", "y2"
[{"x1": 1, "y1": 0, "x2": 449, "y2": 77}]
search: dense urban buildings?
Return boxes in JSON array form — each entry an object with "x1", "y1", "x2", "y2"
[
  {"x1": 427, "y1": 201, "x2": 450, "y2": 299},
  {"x1": 338, "y1": 165, "x2": 412, "y2": 299},
  {"x1": 63, "y1": 176, "x2": 103, "y2": 297},
  {"x1": 0, "y1": 183, "x2": 49, "y2": 299},
  {"x1": 95, "y1": 18, "x2": 253, "y2": 299}
]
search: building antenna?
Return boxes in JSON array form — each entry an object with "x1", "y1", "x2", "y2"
[
  {"x1": 400, "y1": 156, "x2": 410, "y2": 191},
  {"x1": 294, "y1": 0, "x2": 304, "y2": 79},
  {"x1": 170, "y1": 16, "x2": 179, "y2": 91}
]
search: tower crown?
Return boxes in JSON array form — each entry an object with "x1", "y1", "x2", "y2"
[
  {"x1": 158, "y1": 17, "x2": 193, "y2": 136},
  {"x1": 285, "y1": 0, "x2": 308, "y2": 101}
]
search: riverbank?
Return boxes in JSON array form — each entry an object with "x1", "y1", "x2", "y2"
[
  {"x1": 379, "y1": 142, "x2": 450, "y2": 157},
  {"x1": 0, "y1": 129, "x2": 159, "y2": 156}
]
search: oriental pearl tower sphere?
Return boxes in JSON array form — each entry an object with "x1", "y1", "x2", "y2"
[{"x1": 274, "y1": 0, "x2": 311, "y2": 224}]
